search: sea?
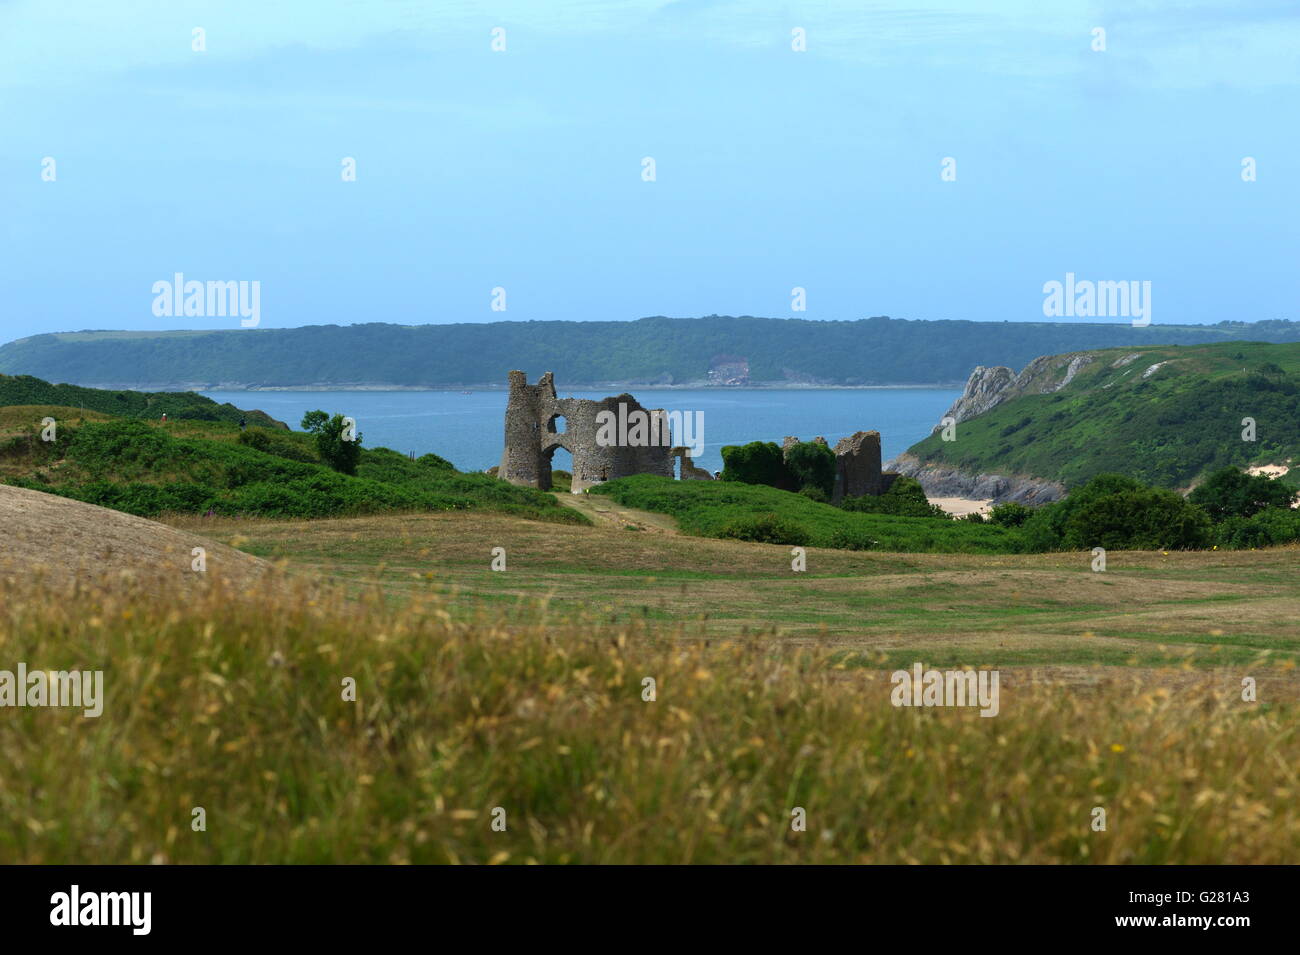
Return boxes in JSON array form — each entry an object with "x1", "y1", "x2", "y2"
[{"x1": 200, "y1": 388, "x2": 961, "y2": 475}]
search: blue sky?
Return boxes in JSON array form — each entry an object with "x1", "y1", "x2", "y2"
[{"x1": 1, "y1": 0, "x2": 1297, "y2": 342}]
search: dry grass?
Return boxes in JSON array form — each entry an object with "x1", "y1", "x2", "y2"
[
  {"x1": 0, "y1": 567, "x2": 1296, "y2": 864},
  {"x1": 3, "y1": 495, "x2": 1298, "y2": 863},
  {"x1": 0, "y1": 484, "x2": 273, "y2": 598}
]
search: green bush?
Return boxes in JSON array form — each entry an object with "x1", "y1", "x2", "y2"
[
  {"x1": 841, "y1": 476, "x2": 946, "y2": 519},
  {"x1": 417, "y1": 452, "x2": 455, "y2": 470},
  {"x1": 826, "y1": 527, "x2": 878, "y2": 550},
  {"x1": 718, "y1": 512, "x2": 811, "y2": 546},
  {"x1": 591, "y1": 475, "x2": 1024, "y2": 554},
  {"x1": 1022, "y1": 474, "x2": 1212, "y2": 551},
  {"x1": 1189, "y1": 467, "x2": 1296, "y2": 521},
  {"x1": 4, "y1": 415, "x2": 584, "y2": 525},
  {"x1": 988, "y1": 501, "x2": 1033, "y2": 528},
  {"x1": 1214, "y1": 507, "x2": 1300, "y2": 549},
  {"x1": 0, "y1": 373, "x2": 281, "y2": 428},
  {"x1": 1062, "y1": 488, "x2": 1211, "y2": 551},
  {"x1": 238, "y1": 427, "x2": 318, "y2": 463},
  {"x1": 798, "y1": 485, "x2": 829, "y2": 504},
  {"x1": 784, "y1": 441, "x2": 835, "y2": 498},
  {"x1": 720, "y1": 441, "x2": 795, "y2": 490}
]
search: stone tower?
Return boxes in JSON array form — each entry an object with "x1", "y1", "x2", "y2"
[{"x1": 498, "y1": 371, "x2": 677, "y2": 493}]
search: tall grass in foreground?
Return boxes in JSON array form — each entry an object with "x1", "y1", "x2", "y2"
[{"x1": 0, "y1": 571, "x2": 1296, "y2": 864}]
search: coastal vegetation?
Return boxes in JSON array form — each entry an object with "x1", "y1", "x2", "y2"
[
  {"x1": 903, "y1": 341, "x2": 1300, "y2": 491},
  {"x1": 592, "y1": 470, "x2": 1299, "y2": 554},
  {"x1": 0, "y1": 372, "x2": 283, "y2": 427},
  {"x1": 0, "y1": 411, "x2": 582, "y2": 524}
]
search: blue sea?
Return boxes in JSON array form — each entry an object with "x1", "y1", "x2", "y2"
[{"x1": 201, "y1": 388, "x2": 960, "y2": 475}]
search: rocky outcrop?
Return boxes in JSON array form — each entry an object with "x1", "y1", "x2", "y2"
[
  {"x1": 939, "y1": 365, "x2": 1016, "y2": 426},
  {"x1": 935, "y1": 352, "x2": 1097, "y2": 430},
  {"x1": 886, "y1": 452, "x2": 1065, "y2": 505}
]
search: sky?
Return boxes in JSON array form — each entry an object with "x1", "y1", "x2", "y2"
[{"x1": 1, "y1": 0, "x2": 1297, "y2": 343}]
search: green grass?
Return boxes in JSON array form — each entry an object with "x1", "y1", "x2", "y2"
[{"x1": 590, "y1": 474, "x2": 1025, "y2": 553}]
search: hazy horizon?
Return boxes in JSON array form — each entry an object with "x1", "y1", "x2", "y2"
[{"x1": 3, "y1": 1, "x2": 1298, "y2": 342}]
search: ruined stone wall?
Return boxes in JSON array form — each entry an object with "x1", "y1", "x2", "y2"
[
  {"x1": 498, "y1": 371, "x2": 675, "y2": 493},
  {"x1": 781, "y1": 431, "x2": 897, "y2": 502},
  {"x1": 832, "y1": 430, "x2": 899, "y2": 503},
  {"x1": 674, "y1": 447, "x2": 714, "y2": 481}
]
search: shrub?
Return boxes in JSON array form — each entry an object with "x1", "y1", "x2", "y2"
[
  {"x1": 841, "y1": 476, "x2": 946, "y2": 519},
  {"x1": 720, "y1": 442, "x2": 794, "y2": 490},
  {"x1": 1189, "y1": 466, "x2": 1296, "y2": 521},
  {"x1": 718, "y1": 512, "x2": 811, "y2": 546},
  {"x1": 417, "y1": 452, "x2": 455, "y2": 471},
  {"x1": 238, "y1": 427, "x2": 317, "y2": 463},
  {"x1": 988, "y1": 501, "x2": 1033, "y2": 528},
  {"x1": 784, "y1": 441, "x2": 835, "y2": 498},
  {"x1": 1214, "y1": 507, "x2": 1300, "y2": 549},
  {"x1": 799, "y1": 484, "x2": 829, "y2": 504},
  {"x1": 1062, "y1": 487, "x2": 1211, "y2": 550},
  {"x1": 827, "y1": 527, "x2": 878, "y2": 550}
]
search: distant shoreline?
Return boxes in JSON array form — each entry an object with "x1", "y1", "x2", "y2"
[{"x1": 101, "y1": 382, "x2": 968, "y2": 393}]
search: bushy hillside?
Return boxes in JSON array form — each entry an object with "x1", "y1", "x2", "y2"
[
  {"x1": 0, "y1": 414, "x2": 584, "y2": 524},
  {"x1": 5, "y1": 317, "x2": 1300, "y2": 388},
  {"x1": 0, "y1": 373, "x2": 284, "y2": 428},
  {"x1": 904, "y1": 342, "x2": 1300, "y2": 490}
]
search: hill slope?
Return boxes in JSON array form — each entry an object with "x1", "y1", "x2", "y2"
[
  {"x1": 0, "y1": 413, "x2": 584, "y2": 525},
  {"x1": 0, "y1": 483, "x2": 271, "y2": 595},
  {"x1": 894, "y1": 341, "x2": 1300, "y2": 495},
  {"x1": 5, "y1": 316, "x2": 1300, "y2": 389},
  {"x1": 0, "y1": 373, "x2": 286, "y2": 428}
]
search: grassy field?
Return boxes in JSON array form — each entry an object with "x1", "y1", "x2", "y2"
[
  {"x1": 590, "y1": 473, "x2": 1025, "y2": 553},
  {"x1": 3, "y1": 475, "x2": 1298, "y2": 863},
  {"x1": 170, "y1": 507, "x2": 1300, "y2": 673}
]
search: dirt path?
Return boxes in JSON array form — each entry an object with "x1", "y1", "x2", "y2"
[{"x1": 553, "y1": 490, "x2": 681, "y2": 534}]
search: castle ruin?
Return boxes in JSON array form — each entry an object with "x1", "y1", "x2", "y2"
[
  {"x1": 498, "y1": 371, "x2": 710, "y2": 493},
  {"x1": 783, "y1": 430, "x2": 900, "y2": 503},
  {"x1": 498, "y1": 371, "x2": 897, "y2": 500}
]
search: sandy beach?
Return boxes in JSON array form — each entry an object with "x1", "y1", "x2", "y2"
[{"x1": 932, "y1": 496, "x2": 994, "y2": 518}]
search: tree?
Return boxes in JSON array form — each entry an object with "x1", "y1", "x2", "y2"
[
  {"x1": 301, "y1": 410, "x2": 361, "y2": 475},
  {"x1": 1189, "y1": 467, "x2": 1295, "y2": 522}
]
